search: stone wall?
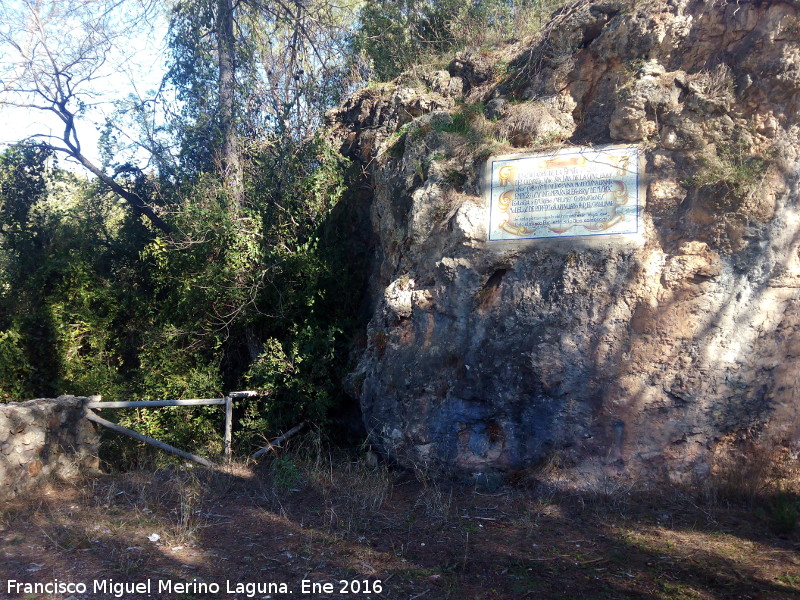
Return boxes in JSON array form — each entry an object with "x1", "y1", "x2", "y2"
[{"x1": 0, "y1": 396, "x2": 99, "y2": 498}]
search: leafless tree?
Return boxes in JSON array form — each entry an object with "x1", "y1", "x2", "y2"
[{"x1": 0, "y1": 0, "x2": 171, "y2": 233}]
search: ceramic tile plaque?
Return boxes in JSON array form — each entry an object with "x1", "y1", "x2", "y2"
[{"x1": 487, "y1": 145, "x2": 641, "y2": 241}]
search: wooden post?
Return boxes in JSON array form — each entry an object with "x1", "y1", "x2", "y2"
[
  {"x1": 224, "y1": 395, "x2": 233, "y2": 461},
  {"x1": 251, "y1": 421, "x2": 307, "y2": 459},
  {"x1": 85, "y1": 409, "x2": 215, "y2": 468}
]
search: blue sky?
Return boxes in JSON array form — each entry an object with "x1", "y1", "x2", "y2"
[{"x1": 0, "y1": 0, "x2": 169, "y2": 170}]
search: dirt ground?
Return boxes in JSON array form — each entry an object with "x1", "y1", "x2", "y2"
[{"x1": 1, "y1": 455, "x2": 799, "y2": 600}]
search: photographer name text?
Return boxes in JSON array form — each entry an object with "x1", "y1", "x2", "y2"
[{"x1": 6, "y1": 577, "x2": 384, "y2": 597}]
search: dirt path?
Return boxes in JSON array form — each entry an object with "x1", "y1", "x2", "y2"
[{"x1": 1, "y1": 462, "x2": 799, "y2": 599}]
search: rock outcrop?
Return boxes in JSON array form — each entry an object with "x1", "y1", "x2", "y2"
[{"x1": 328, "y1": 0, "x2": 800, "y2": 483}]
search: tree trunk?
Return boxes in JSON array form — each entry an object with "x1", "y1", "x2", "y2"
[{"x1": 216, "y1": 0, "x2": 243, "y2": 205}]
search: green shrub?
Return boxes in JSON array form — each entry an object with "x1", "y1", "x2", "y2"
[
  {"x1": 0, "y1": 134, "x2": 362, "y2": 465},
  {"x1": 689, "y1": 142, "x2": 773, "y2": 202},
  {"x1": 761, "y1": 491, "x2": 800, "y2": 535},
  {"x1": 352, "y1": 0, "x2": 564, "y2": 81},
  {"x1": 271, "y1": 455, "x2": 302, "y2": 489},
  {"x1": 0, "y1": 329, "x2": 34, "y2": 401}
]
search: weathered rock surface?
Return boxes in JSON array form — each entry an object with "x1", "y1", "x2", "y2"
[
  {"x1": 0, "y1": 397, "x2": 99, "y2": 498},
  {"x1": 328, "y1": 0, "x2": 800, "y2": 482}
]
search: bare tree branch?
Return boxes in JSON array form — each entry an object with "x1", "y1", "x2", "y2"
[{"x1": 0, "y1": 0, "x2": 171, "y2": 234}]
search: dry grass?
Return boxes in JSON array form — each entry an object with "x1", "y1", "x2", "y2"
[
  {"x1": 264, "y1": 432, "x2": 395, "y2": 535},
  {"x1": 690, "y1": 63, "x2": 735, "y2": 103},
  {"x1": 699, "y1": 440, "x2": 800, "y2": 536},
  {"x1": 496, "y1": 101, "x2": 571, "y2": 149},
  {"x1": 411, "y1": 463, "x2": 454, "y2": 523},
  {"x1": 2, "y1": 442, "x2": 799, "y2": 599},
  {"x1": 702, "y1": 440, "x2": 800, "y2": 506}
]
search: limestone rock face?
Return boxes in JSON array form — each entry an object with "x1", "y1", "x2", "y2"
[{"x1": 327, "y1": 0, "x2": 800, "y2": 482}]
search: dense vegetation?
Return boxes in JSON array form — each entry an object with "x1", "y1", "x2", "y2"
[{"x1": 0, "y1": 0, "x2": 560, "y2": 462}]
